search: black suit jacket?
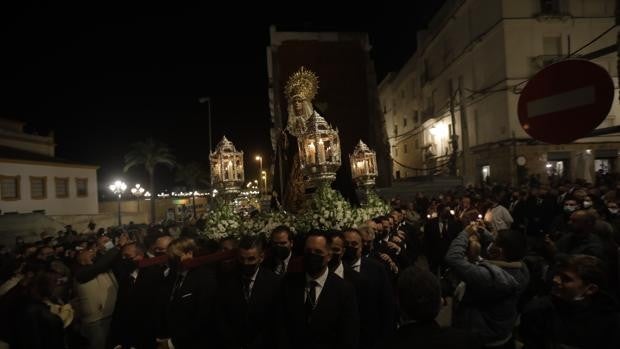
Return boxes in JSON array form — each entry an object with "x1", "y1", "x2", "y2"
[
  {"x1": 358, "y1": 257, "x2": 396, "y2": 349},
  {"x1": 110, "y1": 262, "x2": 171, "y2": 349},
  {"x1": 388, "y1": 321, "x2": 481, "y2": 349},
  {"x1": 216, "y1": 267, "x2": 281, "y2": 349},
  {"x1": 424, "y1": 218, "x2": 461, "y2": 266},
  {"x1": 278, "y1": 271, "x2": 359, "y2": 349},
  {"x1": 161, "y1": 265, "x2": 218, "y2": 349}
]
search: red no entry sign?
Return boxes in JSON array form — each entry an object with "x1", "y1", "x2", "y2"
[{"x1": 517, "y1": 59, "x2": 614, "y2": 144}]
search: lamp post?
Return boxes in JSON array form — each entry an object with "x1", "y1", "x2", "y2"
[
  {"x1": 255, "y1": 155, "x2": 263, "y2": 194},
  {"x1": 131, "y1": 184, "x2": 145, "y2": 215},
  {"x1": 108, "y1": 180, "x2": 127, "y2": 226},
  {"x1": 261, "y1": 171, "x2": 267, "y2": 195},
  {"x1": 199, "y1": 97, "x2": 213, "y2": 155}
]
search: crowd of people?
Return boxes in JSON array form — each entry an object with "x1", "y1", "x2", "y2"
[{"x1": 1, "y1": 178, "x2": 620, "y2": 349}]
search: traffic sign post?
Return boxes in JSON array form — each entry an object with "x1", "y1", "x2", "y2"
[{"x1": 517, "y1": 59, "x2": 615, "y2": 144}]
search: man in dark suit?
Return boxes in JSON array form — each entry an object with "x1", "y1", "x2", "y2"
[
  {"x1": 156, "y1": 237, "x2": 218, "y2": 349},
  {"x1": 424, "y1": 205, "x2": 462, "y2": 275},
  {"x1": 343, "y1": 228, "x2": 395, "y2": 349},
  {"x1": 278, "y1": 231, "x2": 359, "y2": 349},
  {"x1": 388, "y1": 267, "x2": 480, "y2": 349},
  {"x1": 216, "y1": 235, "x2": 280, "y2": 349},
  {"x1": 110, "y1": 242, "x2": 148, "y2": 349},
  {"x1": 264, "y1": 225, "x2": 295, "y2": 276}
]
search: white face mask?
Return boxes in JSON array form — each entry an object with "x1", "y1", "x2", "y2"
[
  {"x1": 564, "y1": 205, "x2": 577, "y2": 213},
  {"x1": 609, "y1": 208, "x2": 619, "y2": 215},
  {"x1": 583, "y1": 201, "x2": 593, "y2": 208}
]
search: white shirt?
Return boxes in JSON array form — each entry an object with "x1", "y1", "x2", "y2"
[
  {"x1": 275, "y1": 252, "x2": 292, "y2": 275},
  {"x1": 333, "y1": 262, "x2": 344, "y2": 279},
  {"x1": 351, "y1": 258, "x2": 362, "y2": 273},
  {"x1": 305, "y1": 267, "x2": 329, "y2": 303},
  {"x1": 245, "y1": 266, "x2": 260, "y2": 297},
  {"x1": 439, "y1": 221, "x2": 446, "y2": 234}
]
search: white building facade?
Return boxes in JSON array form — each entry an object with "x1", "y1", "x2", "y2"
[
  {"x1": 379, "y1": 0, "x2": 618, "y2": 185},
  {"x1": 0, "y1": 118, "x2": 99, "y2": 215}
]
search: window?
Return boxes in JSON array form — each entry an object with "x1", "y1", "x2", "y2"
[
  {"x1": 30, "y1": 177, "x2": 46, "y2": 199},
  {"x1": 0, "y1": 175, "x2": 20, "y2": 200},
  {"x1": 403, "y1": 117, "x2": 408, "y2": 127},
  {"x1": 55, "y1": 178, "x2": 69, "y2": 198},
  {"x1": 481, "y1": 165, "x2": 491, "y2": 183},
  {"x1": 76, "y1": 178, "x2": 88, "y2": 197},
  {"x1": 394, "y1": 124, "x2": 398, "y2": 136},
  {"x1": 395, "y1": 170, "x2": 401, "y2": 179},
  {"x1": 543, "y1": 36, "x2": 562, "y2": 56},
  {"x1": 394, "y1": 146, "x2": 399, "y2": 157},
  {"x1": 404, "y1": 144, "x2": 408, "y2": 154},
  {"x1": 540, "y1": 0, "x2": 562, "y2": 14}
]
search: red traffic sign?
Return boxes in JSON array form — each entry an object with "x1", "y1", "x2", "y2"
[{"x1": 517, "y1": 59, "x2": 614, "y2": 144}]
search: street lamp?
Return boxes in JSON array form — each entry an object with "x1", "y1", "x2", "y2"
[
  {"x1": 255, "y1": 155, "x2": 263, "y2": 193},
  {"x1": 261, "y1": 170, "x2": 267, "y2": 195},
  {"x1": 130, "y1": 183, "x2": 145, "y2": 197},
  {"x1": 199, "y1": 97, "x2": 213, "y2": 155},
  {"x1": 108, "y1": 180, "x2": 127, "y2": 226},
  {"x1": 131, "y1": 184, "x2": 146, "y2": 214}
]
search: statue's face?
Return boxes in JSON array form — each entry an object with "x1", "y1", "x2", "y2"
[{"x1": 293, "y1": 97, "x2": 304, "y2": 116}]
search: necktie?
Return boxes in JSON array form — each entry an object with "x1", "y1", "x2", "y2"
[
  {"x1": 170, "y1": 273, "x2": 186, "y2": 301},
  {"x1": 243, "y1": 277, "x2": 252, "y2": 301},
  {"x1": 275, "y1": 261, "x2": 284, "y2": 275},
  {"x1": 305, "y1": 280, "x2": 318, "y2": 322}
]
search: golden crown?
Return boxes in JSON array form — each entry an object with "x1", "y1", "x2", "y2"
[{"x1": 285, "y1": 66, "x2": 319, "y2": 102}]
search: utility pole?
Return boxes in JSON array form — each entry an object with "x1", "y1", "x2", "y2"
[{"x1": 458, "y1": 76, "x2": 471, "y2": 184}]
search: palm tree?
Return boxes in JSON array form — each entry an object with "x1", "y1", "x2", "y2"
[
  {"x1": 175, "y1": 162, "x2": 210, "y2": 218},
  {"x1": 124, "y1": 139, "x2": 175, "y2": 223}
]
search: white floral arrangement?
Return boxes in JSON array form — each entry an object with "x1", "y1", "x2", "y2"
[
  {"x1": 200, "y1": 185, "x2": 390, "y2": 240},
  {"x1": 201, "y1": 198, "x2": 243, "y2": 240}
]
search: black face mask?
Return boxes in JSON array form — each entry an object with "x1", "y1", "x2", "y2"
[
  {"x1": 303, "y1": 253, "x2": 325, "y2": 276},
  {"x1": 120, "y1": 258, "x2": 137, "y2": 272},
  {"x1": 328, "y1": 254, "x2": 342, "y2": 270},
  {"x1": 272, "y1": 245, "x2": 290, "y2": 260},
  {"x1": 240, "y1": 263, "x2": 258, "y2": 277},
  {"x1": 343, "y1": 246, "x2": 358, "y2": 263}
]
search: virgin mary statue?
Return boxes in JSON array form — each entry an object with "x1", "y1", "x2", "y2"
[{"x1": 282, "y1": 67, "x2": 320, "y2": 211}]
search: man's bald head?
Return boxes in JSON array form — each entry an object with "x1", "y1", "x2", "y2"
[{"x1": 570, "y1": 210, "x2": 596, "y2": 235}]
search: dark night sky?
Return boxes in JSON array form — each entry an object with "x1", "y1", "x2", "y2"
[{"x1": 0, "y1": 2, "x2": 445, "y2": 193}]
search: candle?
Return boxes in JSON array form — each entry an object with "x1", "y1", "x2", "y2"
[
  {"x1": 318, "y1": 139, "x2": 326, "y2": 163},
  {"x1": 356, "y1": 160, "x2": 365, "y2": 176},
  {"x1": 307, "y1": 142, "x2": 316, "y2": 164},
  {"x1": 225, "y1": 160, "x2": 232, "y2": 180}
]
